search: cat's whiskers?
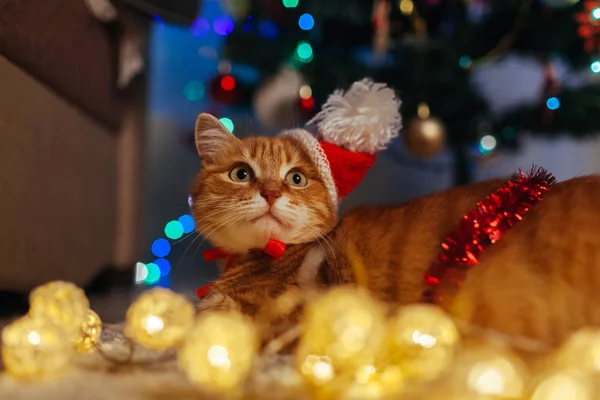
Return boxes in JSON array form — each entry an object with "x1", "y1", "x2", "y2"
[{"x1": 304, "y1": 223, "x2": 339, "y2": 271}]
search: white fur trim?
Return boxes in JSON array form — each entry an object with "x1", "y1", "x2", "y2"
[
  {"x1": 307, "y1": 78, "x2": 402, "y2": 154},
  {"x1": 281, "y1": 129, "x2": 338, "y2": 210}
]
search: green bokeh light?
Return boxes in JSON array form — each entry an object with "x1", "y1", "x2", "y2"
[
  {"x1": 144, "y1": 263, "x2": 161, "y2": 285},
  {"x1": 183, "y1": 81, "x2": 205, "y2": 102},
  {"x1": 164, "y1": 220, "x2": 184, "y2": 240},
  {"x1": 219, "y1": 117, "x2": 235, "y2": 133},
  {"x1": 296, "y1": 41, "x2": 313, "y2": 62},
  {"x1": 282, "y1": 0, "x2": 299, "y2": 8}
]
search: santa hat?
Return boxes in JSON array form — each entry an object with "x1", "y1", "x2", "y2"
[{"x1": 283, "y1": 78, "x2": 402, "y2": 209}]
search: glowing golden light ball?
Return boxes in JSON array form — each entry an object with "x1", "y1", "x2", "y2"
[
  {"x1": 1, "y1": 316, "x2": 72, "y2": 379},
  {"x1": 383, "y1": 304, "x2": 459, "y2": 381},
  {"x1": 74, "y1": 309, "x2": 102, "y2": 354},
  {"x1": 297, "y1": 287, "x2": 387, "y2": 384},
  {"x1": 552, "y1": 328, "x2": 600, "y2": 373},
  {"x1": 436, "y1": 345, "x2": 528, "y2": 399},
  {"x1": 28, "y1": 280, "x2": 90, "y2": 340},
  {"x1": 178, "y1": 311, "x2": 258, "y2": 393},
  {"x1": 530, "y1": 371, "x2": 593, "y2": 400},
  {"x1": 125, "y1": 288, "x2": 195, "y2": 350}
]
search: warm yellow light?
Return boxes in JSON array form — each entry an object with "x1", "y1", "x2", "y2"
[
  {"x1": 399, "y1": 0, "x2": 414, "y2": 15},
  {"x1": 178, "y1": 311, "x2": 258, "y2": 392},
  {"x1": 207, "y1": 344, "x2": 231, "y2": 369},
  {"x1": 27, "y1": 331, "x2": 41, "y2": 345},
  {"x1": 125, "y1": 288, "x2": 195, "y2": 350},
  {"x1": 29, "y1": 281, "x2": 90, "y2": 340},
  {"x1": 144, "y1": 315, "x2": 165, "y2": 334},
  {"x1": 2, "y1": 317, "x2": 72, "y2": 379},
  {"x1": 299, "y1": 85, "x2": 312, "y2": 99}
]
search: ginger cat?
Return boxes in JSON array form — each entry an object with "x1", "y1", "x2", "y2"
[{"x1": 190, "y1": 113, "x2": 600, "y2": 350}]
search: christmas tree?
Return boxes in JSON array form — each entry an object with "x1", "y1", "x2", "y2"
[{"x1": 214, "y1": 0, "x2": 600, "y2": 184}]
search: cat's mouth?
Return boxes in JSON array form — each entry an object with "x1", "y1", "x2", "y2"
[{"x1": 251, "y1": 211, "x2": 284, "y2": 226}]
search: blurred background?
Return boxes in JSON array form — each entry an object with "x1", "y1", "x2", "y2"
[{"x1": 2, "y1": 0, "x2": 600, "y2": 321}]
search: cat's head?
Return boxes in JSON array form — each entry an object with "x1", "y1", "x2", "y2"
[{"x1": 190, "y1": 113, "x2": 338, "y2": 253}]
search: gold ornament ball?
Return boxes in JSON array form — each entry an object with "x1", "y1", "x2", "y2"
[
  {"x1": 552, "y1": 328, "x2": 600, "y2": 373},
  {"x1": 383, "y1": 304, "x2": 459, "y2": 381},
  {"x1": 297, "y1": 287, "x2": 387, "y2": 383},
  {"x1": 530, "y1": 371, "x2": 592, "y2": 400},
  {"x1": 74, "y1": 309, "x2": 102, "y2": 354},
  {"x1": 29, "y1": 281, "x2": 90, "y2": 341},
  {"x1": 1, "y1": 316, "x2": 72, "y2": 379},
  {"x1": 178, "y1": 311, "x2": 258, "y2": 393},
  {"x1": 125, "y1": 288, "x2": 195, "y2": 350},
  {"x1": 437, "y1": 344, "x2": 527, "y2": 399},
  {"x1": 403, "y1": 117, "x2": 446, "y2": 159}
]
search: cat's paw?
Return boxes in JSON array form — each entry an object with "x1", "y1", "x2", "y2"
[{"x1": 196, "y1": 292, "x2": 240, "y2": 313}]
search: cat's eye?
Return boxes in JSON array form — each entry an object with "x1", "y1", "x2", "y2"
[
  {"x1": 229, "y1": 165, "x2": 254, "y2": 183},
  {"x1": 285, "y1": 170, "x2": 308, "y2": 187}
]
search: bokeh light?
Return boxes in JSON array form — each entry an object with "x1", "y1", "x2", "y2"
[
  {"x1": 190, "y1": 18, "x2": 210, "y2": 37},
  {"x1": 219, "y1": 117, "x2": 235, "y2": 132},
  {"x1": 591, "y1": 61, "x2": 600, "y2": 73},
  {"x1": 296, "y1": 41, "x2": 313, "y2": 62},
  {"x1": 183, "y1": 81, "x2": 205, "y2": 102},
  {"x1": 479, "y1": 135, "x2": 497, "y2": 153},
  {"x1": 282, "y1": 0, "x2": 299, "y2": 8},
  {"x1": 298, "y1": 14, "x2": 315, "y2": 30},
  {"x1": 399, "y1": 0, "x2": 415, "y2": 15},
  {"x1": 135, "y1": 262, "x2": 148, "y2": 283},
  {"x1": 165, "y1": 220, "x2": 184, "y2": 240},
  {"x1": 546, "y1": 97, "x2": 560, "y2": 110},
  {"x1": 151, "y1": 238, "x2": 171, "y2": 258},
  {"x1": 459, "y1": 56, "x2": 472, "y2": 69},
  {"x1": 213, "y1": 15, "x2": 234, "y2": 35},
  {"x1": 144, "y1": 263, "x2": 161, "y2": 285},
  {"x1": 258, "y1": 20, "x2": 279, "y2": 39},
  {"x1": 178, "y1": 214, "x2": 196, "y2": 233},
  {"x1": 154, "y1": 258, "x2": 172, "y2": 277},
  {"x1": 592, "y1": 7, "x2": 600, "y2": 20},
  {"x1": 220, "y1": 75, "x2": 236, "y2": 91},
  {"x1": 301, "y1": 97, "x2": 315, "y2": 109},
  {"x1": 299, "y1": 85, "x2": 312, "y2": 99}
]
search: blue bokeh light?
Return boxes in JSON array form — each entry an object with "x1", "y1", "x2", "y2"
[
  {"x1": 591, "y1": 61, "x2": 600, "y2": 74},
  {"x1": 178, "y1": 214, "x2": 196, "y2": 233},
  {"x1": 151, "y1": 238, "x2": 171, "y2": 257},
  {"x1": 213, "y1": 15, "x2": 234, "y2": 36},
  {"x1": 190, "y1": 17, "x2": 210, "y2": 37},
  {"x1": 546, "y1": 97, "x2": 560, "y2": 110},
  {"x1": 298, "y1": 13, "x2": 314, "y2": 30},
  {"x1": 154, "y1": 258, "x2": 172, "y2": 277}
]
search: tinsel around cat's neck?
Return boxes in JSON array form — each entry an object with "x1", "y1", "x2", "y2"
[{"x1": 422, "y1": 166, "x2": 556, "y2": 305}]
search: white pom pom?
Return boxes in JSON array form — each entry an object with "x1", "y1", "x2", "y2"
[{"x1": 306, "y1": 78, "x2": 402, "y2": 154}]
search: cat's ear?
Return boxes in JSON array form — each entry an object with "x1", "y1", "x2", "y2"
[{"x1": 195, "y1": 113, "x2": 238, "y2": 164}]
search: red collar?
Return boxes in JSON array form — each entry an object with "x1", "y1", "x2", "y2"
[
  {"x1": 422, "y1": 167, "x2": 555, "y2": 305},
  {"x1": 196, "y1": 238, "x2": 286, "y2": 299}
]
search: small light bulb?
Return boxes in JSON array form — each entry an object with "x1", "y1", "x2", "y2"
[
  {"x1": 27, "y1": 331, "x2": 41, "y2": 345},
  {"x1": 145, "y1": 315, "x2": 165, "y2": 334}
]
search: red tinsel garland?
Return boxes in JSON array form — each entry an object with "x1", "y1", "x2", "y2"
[{"x1": 422, "y1": 166, "x2": 556, "y2": 304}]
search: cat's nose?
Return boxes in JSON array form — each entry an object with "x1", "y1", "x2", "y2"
[{"x1": 260, "y1": 189, "x2": 282, "y2": 205}]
